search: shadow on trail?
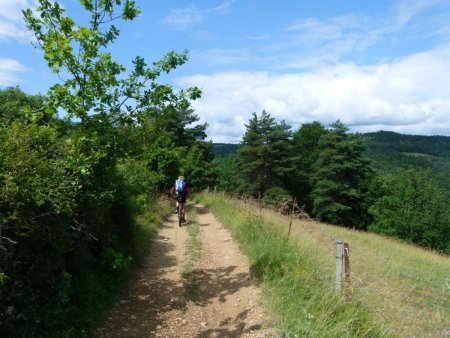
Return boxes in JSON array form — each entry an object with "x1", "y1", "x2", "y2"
[
  {"x1": 194, "y1": 204, "x2": 209, "y2": 215},
  {"x1": 196, "y1": 309, "x2": 262, "y2": 338},
  {"x1": 94, "y1": 217, "x2": 186, "y2": 337},
  {"x1": 187, "y1": 266, "x2": 252, "y2": 305}
]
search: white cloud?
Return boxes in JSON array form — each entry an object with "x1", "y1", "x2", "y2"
[
  {"x1": 162, "y1": 5, "x2": 203, "y2": 30},
  {"x1": 0, "y1": 0, "x2": 37, "y2": 43},
  {"x1": 176, "y1": 44, "x2": 450, "y2": 142},
  {"x1": 0, "y1": 58, "x2": 26, "y2": 86}
]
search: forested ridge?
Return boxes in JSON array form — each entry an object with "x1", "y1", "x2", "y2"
[
  {"x1": 0, "y1": 1, "x2": 449, "y2": 337},
  {"x1": 213, "y1": 130, "x2": 450, "y2": 194}
]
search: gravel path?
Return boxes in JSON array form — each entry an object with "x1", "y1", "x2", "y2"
[{"x1": 94, "y1": 204, "x2": 275, "y2": 338}]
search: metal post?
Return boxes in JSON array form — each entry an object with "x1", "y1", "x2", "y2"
[{"x1": 335, "y1": 240, "x2": 343, "y2": 292}]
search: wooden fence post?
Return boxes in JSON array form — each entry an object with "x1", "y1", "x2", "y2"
[
  {"x1": 288, "y1": 197, "x2": 296, "y2": 238},
  {"x1": 258, "y1": 191, "x2": 262, "y2": 217},
  {"x1": 335, "y1": 240, "x2": 343, "y2": 292},
  {"x1": 343, "y1": 242, "x2": 353, "y2": 298}
]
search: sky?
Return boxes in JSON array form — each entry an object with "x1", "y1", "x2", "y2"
[{"x1": 1, "y1": 0, "x2": 450, "y2": 143}]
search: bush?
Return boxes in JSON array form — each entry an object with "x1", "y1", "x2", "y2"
[{"x1": 262, "y1": 187, "x2": 291, "y2": 207}]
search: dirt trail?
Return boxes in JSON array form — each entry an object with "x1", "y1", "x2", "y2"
[{"x1": 95, "y1": 204, "x2": 275, "y2": 338}]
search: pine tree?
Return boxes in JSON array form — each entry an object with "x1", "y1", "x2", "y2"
[
  {"x1": 311, "y1": 121, "x2": 373, "y2": 228},
  {"x1": 237, "y1": 110, "x2": 294, "y2": 198},
  {"x1": 292, "y1": 121, "x2": 328, "y2": 213}
]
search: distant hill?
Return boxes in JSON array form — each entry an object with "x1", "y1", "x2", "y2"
[
  {"x1": 212, "y1": 143, "x2": 239, "y2": 157},
  {"x1": 362, "y1": 131, "x2": 450, "y2": 193},
  {"x1": 363, "y1": 130, "x2": 450, "y2": 157}
]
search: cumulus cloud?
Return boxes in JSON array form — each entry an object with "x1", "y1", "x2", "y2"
[
  {"x1": 176, "y1": 44, "x2": 450, "y2": 143},
  {"x1": 0, "y1": 0, "x2": 37, "y2": 43},
  {"x1": 0, "y1": 58, "x2": 26, "y2": 86}
]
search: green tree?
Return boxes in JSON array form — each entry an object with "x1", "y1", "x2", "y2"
[
  {"x1": 214, "y1": 154, "x2": 241, "y2": 193},
  {"x1": 369, "y1": 169, "x2": 450, "y2": 252},
  {"x1": 311, "y1": 121, "x2": 373, "y2": 229},
  {"x1": 0, "y1": 87, "x2": 47, "y2": 126},
  {"x1": 181, "y1": 142, "x2": 217, "y2": 191},
  {"x1": 237, "y1": 110, "x2": 294, "y2": 198},
  {"x1": 292, "y1": 121, "x2": 328, "y2": 213},
  {"x1": 23, "y1": 0, "x2": 201, "y2": 132}
]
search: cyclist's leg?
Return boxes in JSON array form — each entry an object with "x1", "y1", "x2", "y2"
[{"x1": 180, "y1": 198, "x2": 187, "y2": 222}]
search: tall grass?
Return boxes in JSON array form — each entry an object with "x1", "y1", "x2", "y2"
[
  {"x1": 196, "y1": 192, "x2": 383, "y2": 337},
  {"x1": 289, "y1": 218, "x2": 450, "y2": 337}
]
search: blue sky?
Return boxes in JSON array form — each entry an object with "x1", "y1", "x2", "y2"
[{"x1": 1, "y1": 0, "x2": 450, "y2": 142}]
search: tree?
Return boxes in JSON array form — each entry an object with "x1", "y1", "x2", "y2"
[
  {"x1": 237, "y1": 110, "x2": 294, "y2": 198},
  {"x1": 0, "y1": 87, "x2": 47, "y2": 126},
  {"x1": 369, "y1": 169, "x2": 450, "y2": 252},
  {"x1": 23, "y1": 0, "x2": 201, "y2": 132},
  {"x1": 214, "y1": 154, "x2": 241, "y2": 193},
  {"x1": 181, "y1": 142, "x2": 217, "y2": 191},
  {"x1": 292, "y1": 121, "x2": 328, "y2": 213},
  {"x1": 311, "y1": 121, "x2": 373, "y2": 229}
]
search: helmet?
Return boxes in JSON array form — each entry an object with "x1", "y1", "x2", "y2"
[{"x1": 178, "y1": 176, "x2": 184, "y2": 180}]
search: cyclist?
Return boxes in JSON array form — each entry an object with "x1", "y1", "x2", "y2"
[{"x1": 172, "y1": 176, "x2": 189, "y2": 224}]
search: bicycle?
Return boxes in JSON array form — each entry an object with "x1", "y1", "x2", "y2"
[{"x1": 177, "y1": 202, "x2": 186, "y2": 227}]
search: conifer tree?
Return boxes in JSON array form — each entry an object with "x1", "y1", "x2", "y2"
[
  {"x1": 292, "y1": 121, "x2": 328, "y2": 213},
  {"x1": 237, "y1": 110, "x2": 294, "y2": 198},
  {"x1": 311, "y1": 121, "x2": 373, "y2": 228}
]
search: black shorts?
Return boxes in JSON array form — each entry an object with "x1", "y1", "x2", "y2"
[{"x1": 176, "y1": 191, "x2": 187, "y2": 203}]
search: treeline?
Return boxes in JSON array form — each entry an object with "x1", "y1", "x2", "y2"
[
  {"x1": 214, "y1": 111, "x2": 450, "y2": 253},
  {"x1": 0, "y1": 1, "x2": 214, "y2": 337}
]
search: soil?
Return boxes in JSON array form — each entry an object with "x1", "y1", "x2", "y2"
[{"x1": 94, "y1": 204, "x2": 276, "y2": 338}]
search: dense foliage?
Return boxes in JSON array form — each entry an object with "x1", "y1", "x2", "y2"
[
  {"x1": 369, "y1": 169, "x2": 450, "y2": 251},
  {"x1": 0, "y1": 1, "x2": 214, "y2": 336},
  {"x1": 310, "y1": 121, "x2": 373, "y2": 229},
  {"x1": 236, "y1": 110, "x2": 295, "y2": 198}
]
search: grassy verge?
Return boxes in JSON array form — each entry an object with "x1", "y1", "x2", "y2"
[
  {"x1": 132, "y1": 196, "x2": 173, "y2": 263},
  {"x1": 198, "y1": 192, "x2": 450, "y2": 337},
  {"x1": 181, "y1": 207, "x2": 202, "y2": 302},
  {"x1": 197, "y1": 192, "x2": 382, "y2": 337}
]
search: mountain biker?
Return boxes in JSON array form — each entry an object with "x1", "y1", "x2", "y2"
[{"x1": 172, "y1": 176, "x2": 189, "y2": 223}]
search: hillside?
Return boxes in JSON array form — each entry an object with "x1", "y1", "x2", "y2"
[
  {"x1": 211, "y1": 143, "x2": 239, "y2": 157},
  {"x1": 362, "y1": 131, "x2": 450, "y2": 192}
]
